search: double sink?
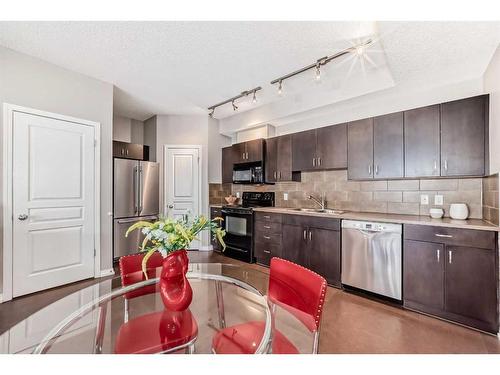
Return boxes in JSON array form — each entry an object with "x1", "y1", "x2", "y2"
[{"x1": 288, "y1": 208, "x2": 345, "y2": 215}]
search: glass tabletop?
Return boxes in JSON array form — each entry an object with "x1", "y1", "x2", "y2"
[{"x1": 0, "y1": 263, "x2": 277, "y2": 354}]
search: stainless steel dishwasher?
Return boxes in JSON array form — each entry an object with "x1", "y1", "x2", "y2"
[{"x1": 341, "y1": 220, "x2": 402, "y2": 301}]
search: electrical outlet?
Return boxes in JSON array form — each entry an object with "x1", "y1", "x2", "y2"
[
  {"x1": 235, "y1": 192, "x2": 240, "y2": 198},
  {"x1": 283, "y1": 193, "x2": 289, "y2": 201},
  {"x1": 420, "y1": 194, "x2": 429, "y2": 205},
  {"x1": 434, "y1": 194, "x2": 443, "y2": 205}
]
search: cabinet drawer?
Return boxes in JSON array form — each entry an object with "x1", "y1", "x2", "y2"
[
  {"x1": 254, "y1": 212, "x2": 282, "y2": 223},
  {"x1": 254, "y1": 242, "x2": 282, "y2": 266},
  {"x1": 254, "y1": 231, "x2": 281, "y2": 246},
  {"x1": 404, "y1": 224, "x2": 496, "y2": 250},
  {"x1": 282, "y1": 214, "x2": 340, "y2": 231},
  {"x1": 255, "y1": 221, "x2": 282, "y2": 234}
]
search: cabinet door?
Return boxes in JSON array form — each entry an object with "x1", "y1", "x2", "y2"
[
  {"x1": 265, "y1": 137, "x2": 278, "y2": 183},
  {"x1": 309, "y1": 228, "x2": 341, "y2": 286},
  {"x1": 441, "y1": 96, "x2": 486, "y2": 176},
  {"x1": 445, "y1": 246, "x2": 497, "y2": 329},
  {"x1": 277, "y1": 135, "x2": 293, "y2": 181},
  {"x1": 282, "y1": 224, "x2": 307, "y2": 266},
  {"x1": 373, "y1": 112, "x2": 404, "y2": 178},
  {"x1": 292, "y1": 129, "x2": 317, "y2": 171},
  {"x1": 245, "y1": 139, "x2": 264, "y2": 163},
  {"x1": 221, "y1": 147, "x2": 234, "y2": 183},
  {"x1": 403, "y1": 240, "x2": 444, "y2": 310},
  {"x1": 316, "y1": 124, "x2": 347, "y2": 170},
  {"x1": 231, "y1": 142, "x2": 246, "y2": 164},
  {"x1": 347, "y1": 118, "x2": 373, "y2": 179},
  {"x1": 404, "y1": 105, "x2": 440, "y2": 178}
]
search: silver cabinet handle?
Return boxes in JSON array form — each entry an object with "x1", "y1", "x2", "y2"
[
  {"x1": 121, "y1": 148, "x2": 125, "y2": 155},
  {"x1": 279, "y1": 171, "x2": 282, "y2": 179},
  {"x1": 449, "y1": 250, "x2": 452, "y2": 264},
  {"x1": 303, "y1": 229, "x2": 307, "y2": 240},
  {"x1": 434, "y1": 160, "x2": 438, "y2": 171},
  {"x1": 263, "y1": 235, "x2": 271, "y2": 240},
  {"x1": 435, "y1": 233, "x2": 453, "y2": 238},
  {"x1": 318, "y1": 157, "x2": 321, "y2": 166},
  {"x1": 444, "y1": 159, "x2": 448, "y2": 171},
  {"x1": 312, "y1": 158, "x2": 316, "y2": 167},
  {"x1": 375, "y1": 165, "x2": 379, "y2": 175},
  {"x1": 263, "y1": 226, "x2": 271, "y2": 229},
  {"x1": 309, "y1": 230, "x2": 312, "y2": 241},
  {"x1": 263, "y1": 215, "x2": 270, "y2": 219},
  {"x1": 263, "y1": 250, "x2": 271, "y2": 254},
  {"x1": 368, "y1": 165, "x2": 372, "y2": 175},
  {"x1": 18, "y1": 214, "x2": 28, "y2": 221},
  {"x1": 273, "y1": 171, "x2": 277, "y2": 179},
  {"x1": 246, "y1": 152, "x2": 249, "y2": 160},
  {"x1": 126, "y1": 149, "x2": 129, "y2": 156},
  {"x1": 436, "y1": 249, "x2": 440, "y2": 262}
]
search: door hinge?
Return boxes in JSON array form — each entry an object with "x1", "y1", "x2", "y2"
[
  {"x1": 94, "y1": 139, "x2": 97, "y2": 147},
  {"x1": 94, "y1": 248, "x2": 96, "y2": 257}
]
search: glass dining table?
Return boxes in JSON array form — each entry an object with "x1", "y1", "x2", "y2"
[{"x1": 0, "y1": 263, "x2": 311, "y2": 354}]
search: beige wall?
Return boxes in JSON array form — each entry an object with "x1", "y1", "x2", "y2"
[
  {"x1": 484, "y1": 45, "x2": 500, "y2": 175},
  {"x1": 113, "y1": 114, "x2": 144, "y2": 144},
  {"x1": 232, "y1": 170, "x2": 484, "y2": 219},
  {"x1": 0, "y1": 46, "x2": 114, "y2": 294}
]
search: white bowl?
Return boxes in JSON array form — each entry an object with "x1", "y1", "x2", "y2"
[{"x1": 429, "y1": 208, "x2": 444, "y2": 219}]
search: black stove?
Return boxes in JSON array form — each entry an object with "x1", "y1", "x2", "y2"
[{"x1": 221, "y1": 192, "x2": 275, "y2": 263}]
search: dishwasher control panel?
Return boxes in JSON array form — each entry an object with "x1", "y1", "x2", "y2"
[{"x1": 341, "y1": 220, "x2": 402, "y2": 233}]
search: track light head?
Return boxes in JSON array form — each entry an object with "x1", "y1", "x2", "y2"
[
  {"x1": 252, "y1": 90, "x2": 257, "y2": 104},
  {"x1": 278, "y1": 80, "x2": 283, "y2": 95},
  {"x1": 208, "y1": 108, "x2": 215, "y2": 117},
  {"x1": 315, "y1": 63, "x2": 321, "y2": 81},
  {"x1": 356, "y1": 46, "x2": 364, "y2": 56},
  {"x1": 232, "y1": 100, "x2": 238, "y2": 111}
]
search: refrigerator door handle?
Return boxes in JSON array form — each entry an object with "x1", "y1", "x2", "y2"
[
  {"x1": 133, "y1": 165, "x2": 138, "y2": 214},
  {"x1": 138, "y1": 165, "x2": 143, "y2": 214}
]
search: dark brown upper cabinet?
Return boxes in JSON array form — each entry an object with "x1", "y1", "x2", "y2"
[
  {"x1": 292, "y1": 124, "x2": 347, "y2": 172},
  {"x1": 266, "y1": 135, "x2": 293, "y2": 182},
  {"x1": 317, "y1": 123, "x2": 347, "y2": 170},
  {"x1": 232, "y1": 138, "x2": 264, "y2": 164},
  {"x1": 404, "y1": 105, "x2": 440, "y2": 178},
  {"x1": 292, "y1": 129, "x2": 317, "y2": 171},
  {"x1": 347, "y1": 118, "x2": 374, "y2": 179},
  {"x1": 221, "y1": 146, "x2": 234, "y2": 183},
  {"x1": 373, "y1": 112, "x2": 404, "y2": 179},
  {"x1": 440, "y1": 95, "x2": 487, "y2": 177}
]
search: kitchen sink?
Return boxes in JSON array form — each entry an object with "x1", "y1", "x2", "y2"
[{"x1": 288, "y1": 208, "x2": 345, "y2": 215}]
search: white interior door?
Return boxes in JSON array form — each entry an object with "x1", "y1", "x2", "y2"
[
  {"x1": 12, "y1": 111, "x2": 95, "y2": 297},
  {"x1": 165, "y1": 147, "x2": 200, "y2": 249}
]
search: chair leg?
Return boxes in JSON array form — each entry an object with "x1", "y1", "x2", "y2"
[
  {"x1": 186, "y1": 344, "x2": 195, "y2": 354},
  {"x1": 215, "y1": 280, "x2": 226, "y2": 329},
  {"x1": 312, "y1": 330, "x2": 320, "y2": 354},
  {"x1": 124, "y1": 299, "x2": 129, "y2": 323}
]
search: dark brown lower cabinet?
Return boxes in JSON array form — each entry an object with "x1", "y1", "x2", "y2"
[
  {"x1": 254, "y1": 214, "x2": 283, "y2": 266},
  {"x1": 281, "y1": 219, "x2": 341, "y2": 287},
  {"x1": 403, "y1": 226, "x2": 498, "y2": 333}
]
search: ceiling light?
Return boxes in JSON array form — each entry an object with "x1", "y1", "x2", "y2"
[
  {"x1": 356, "y1": 46, "x2": 364, "y2": 56},
  {"x1": 232, "y1": 100, "x2": 238, "y2": 111},
  {"x1": 208, "y1": 108, "x2": 215, "y2": 117},
  {"x1": 278, "y1": 80, "x2": 283, "y2": 95},
  {"x1": 207, "y1": 86, "x2": 261, "y2": 115},
  {"x1": 252, "y1": 90, "x2": 257, "y2": 104},
  {"x1": 315, "y1": 63, "x2": 321, "y2": 81}
]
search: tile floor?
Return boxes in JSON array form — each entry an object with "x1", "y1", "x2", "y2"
[{"x1": 1, "y1": 250, "x2": 499, "y2": 354}]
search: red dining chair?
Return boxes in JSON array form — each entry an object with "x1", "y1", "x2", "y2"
[
  {"x1": 212, "y1": 257, "x2": 327, "y2": 354},
  {"x1": 114, "y1": 252, "x2": 198, "y2": 354}
]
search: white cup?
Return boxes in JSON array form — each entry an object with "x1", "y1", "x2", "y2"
[{"x1": 449, "y1": 203, "x2": 469, "y2": 220}]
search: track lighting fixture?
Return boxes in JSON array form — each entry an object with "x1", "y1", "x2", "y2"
[
  {"x1": 271, "y1": 39, "x2": 373, "y2": 92},
  {"x1": 207, "y1": 86, "x2": 262, "y2": 116}
]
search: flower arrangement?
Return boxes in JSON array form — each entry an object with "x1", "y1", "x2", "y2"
[{"x1": 126, "y1": 215, "x2": 226, "y2": 276}]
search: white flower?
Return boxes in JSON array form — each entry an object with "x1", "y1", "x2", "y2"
[{"x1": 142, "y1": 227, "x2": 151, "y2": 235}]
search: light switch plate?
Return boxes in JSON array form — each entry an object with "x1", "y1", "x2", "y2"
[
  {"x1": 434, "y1": 195, "x2": 443, "y2": 205},
  {"x1": 420, "y1": 194, "x2": 429, "y2": 205},
  {"x1": 283, "y1": 193, "x2": 289, "y2": 201},
  {"x1": 235, "y1": 192, "x2": 240, "y2": 198}
]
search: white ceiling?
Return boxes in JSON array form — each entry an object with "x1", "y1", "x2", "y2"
[{"x1": 0, "y1": 21, "x2": 499, "y2": 121}]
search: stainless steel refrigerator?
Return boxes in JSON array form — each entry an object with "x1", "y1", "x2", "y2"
[{"x1": 113, "y1": 159, "x2": 160, "y2": 259}]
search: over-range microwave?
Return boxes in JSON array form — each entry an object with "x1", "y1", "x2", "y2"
[{"x1": 232, "y1": 162, "x2": 264, "y2": 184}]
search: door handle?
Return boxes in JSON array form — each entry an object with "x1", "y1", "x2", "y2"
[
  {"x1": 448, "y1": 250, "x2": 452, "y2": 264},
  {"x1": 133, "y1": 166, "x2": 139, "y2": 214},
  {"x1": 434, "y1": 160, "x2": 438, "y2": 171},
  {"x1": 303, "y1": 229, "x2": 307, "y2": 240},
  {"x1": 138, "y1": 166, "x2": 143, "y2": 213},
  {"x1": 168, "y1": 204, "x2": 174, "y2": 209},
  {"x1": 309, "y1": 230, "x2": 312, "y2": 241},
  {"x1": 18, "y1": 214, "x2": 28, "y2": 221},
  {"x1": 436, "y1": 249, "x2": 440, "y2": 262},
  {"x1": 444, "y1": 159, "x2": 448, "y2": 172}
]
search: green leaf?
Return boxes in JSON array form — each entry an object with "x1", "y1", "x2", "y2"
[{"x1": 141, "y1": 249, "x2": 157, "y2": 279}]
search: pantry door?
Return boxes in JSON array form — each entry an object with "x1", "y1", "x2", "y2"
[{"x1": 9, "y1": 109, "x2": 97, "y2": 298}]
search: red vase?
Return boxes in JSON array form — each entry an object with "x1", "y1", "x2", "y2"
[{"x1": 159, "y1": 250, "x2": 193, "y2": 311}]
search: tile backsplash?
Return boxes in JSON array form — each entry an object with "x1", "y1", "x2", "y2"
[
  {"x1": 482, "y1": 173, "x2": 499, "y2": 225},
  {"x1": 231, "y1": 170, "x2": 484, "y2": 219},
  {"x1": 209, "y1": 183, "x2": 232, "y2": 205}
]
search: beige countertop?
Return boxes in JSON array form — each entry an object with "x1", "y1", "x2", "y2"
[{"x1": 253, "y1": 207, "x2": 499, "y2": 232}]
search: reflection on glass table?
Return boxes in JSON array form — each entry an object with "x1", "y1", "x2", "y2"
[{"x1": 0, "y1": 262, "x2": 324, "y2": 354}]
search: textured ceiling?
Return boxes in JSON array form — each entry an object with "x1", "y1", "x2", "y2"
[{"x1": 0, "y1": 21, "x2": 499, "y2": 121}]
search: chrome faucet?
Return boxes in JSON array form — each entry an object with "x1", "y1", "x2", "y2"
[{"x1": 307, "y1": 193, "x2": 326, "y2": 210}]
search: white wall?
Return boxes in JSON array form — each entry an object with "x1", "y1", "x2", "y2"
[
  {"x1": 113, "y1": 114, "x2": 144, "y2": 144},
  {"x1": 0, "y1": 46, "x2": 115, "y2": 293},
  {"x1": 220, "y1": 76, "x2": 486, "y2": 137},
  {"x1": 484, "y1": 45, "x2": 500, "y2": 175},
  {"x1": 208, "y1": 117, "x2": 231, "y2": 183}
]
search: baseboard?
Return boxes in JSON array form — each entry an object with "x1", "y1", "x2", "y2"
[
  {"x1": 199, "y1": 245, "x2": 213, "y2": 251},
  {"x1": 99, "y1": 268, "x2": 115, "y2": 278}
]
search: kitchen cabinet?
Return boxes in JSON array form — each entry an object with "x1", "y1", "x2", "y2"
[
  {"x1": 404, "y1": 105, "x2": 440, "y2": 177},
  {"x1": 265, "y1": 135, "x2": 294, "y2": 182},
  {"x1": 440, "y1": 95, "x2": 487, "y2": 177},
  {"x1": 281, "y1": 214, "x2": 341, "y2": 286},
  {"x1": 292, "y1": 125, "x2": 347, "y2": 172},
  {"x1": 232, "y1": 139, "x2": 264, "y2": 164},
  {"x1": 347, "y1": 118, "x2": 374, "y2": 179},
  {"x1": 254, "y1": 212, "x2": 283, "y2": 266},
  {"x1": 113, "y1": 141, "x2": 149, "y2": 160},
  {"x1": 373, "y1": 112, "x2": 404, "y2": 178},
  {"x1": 221, "y1": 146, "x2": 234, "y2": 183},
  {"x1": 403, "y1": 224, "x2": 498, "y2": 333},
  {"x1": 292, "y1": 129, "x2": 317, "y2": 171}
]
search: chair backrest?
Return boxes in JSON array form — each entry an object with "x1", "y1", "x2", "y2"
[
  {"x1": 268, "y1": 257, "x2": 327, "y2": 333},
  {"x1": 119, "y1": 251, "x2": 164, "y2": 300}
]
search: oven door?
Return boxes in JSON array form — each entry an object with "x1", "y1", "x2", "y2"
[{"x1": 221, "y1": 209, "x2": 253, "y2": 262}]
